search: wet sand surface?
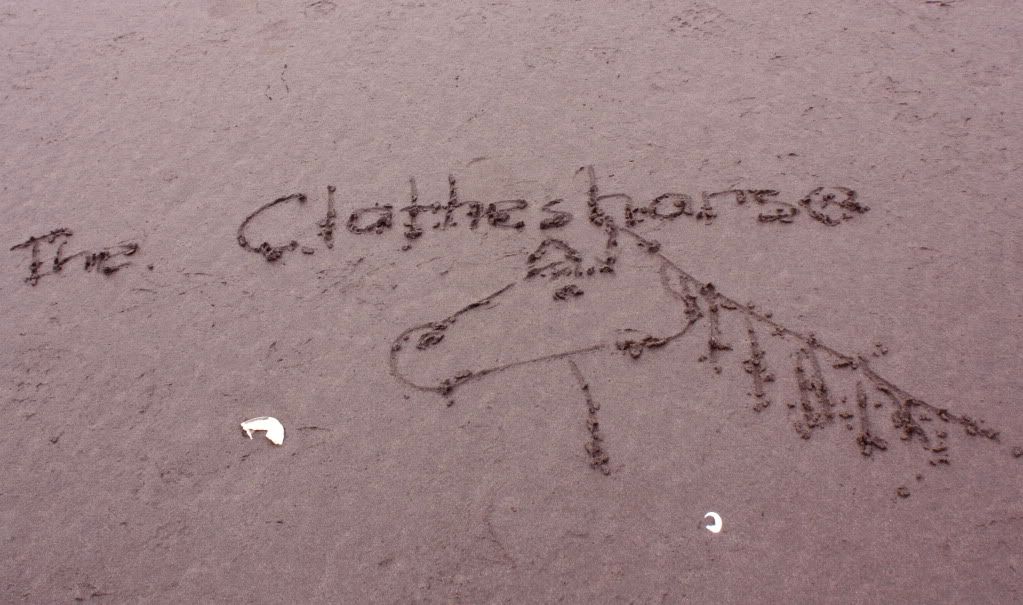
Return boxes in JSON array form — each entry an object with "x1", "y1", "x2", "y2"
[{"x1": 2, "y1": 1, "x2": 1022, "y2": 602}]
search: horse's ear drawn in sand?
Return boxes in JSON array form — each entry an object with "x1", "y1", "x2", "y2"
[{"x1": 390, "y1": 167, "x2": 1013, "y2": 475}]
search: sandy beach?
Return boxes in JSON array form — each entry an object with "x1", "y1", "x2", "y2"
[{"x1": 2, "y1": 1, "x2": 1022, "y2": 602}]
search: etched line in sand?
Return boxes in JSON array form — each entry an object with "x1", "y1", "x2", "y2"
[{"x1": 569, "y1": 359, "x2": 611, "y2": 475}]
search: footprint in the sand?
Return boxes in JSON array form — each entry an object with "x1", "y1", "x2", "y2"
[{"x1": 304, "y1": 0, "x2": 337, "y2": 18}]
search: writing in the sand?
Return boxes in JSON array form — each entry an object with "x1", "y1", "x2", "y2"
[
  {"x1": 8, "y1": 166, "x2": 867, "y2": 285},
  {"x1": 235, "y1": 166, "x2": 868, "y2": 264},
  {"x1": 8, "y1": 228, "x2": 140, "y2": 286},
  {"x1": 9, "y1": 166, "x2": 1019, "y2": 481}
]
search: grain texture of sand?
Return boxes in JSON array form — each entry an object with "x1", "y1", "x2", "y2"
[{"x1": 2, "y1": 1, "x2": 1022, "y2": 602}]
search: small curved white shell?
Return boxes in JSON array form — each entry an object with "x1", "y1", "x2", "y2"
[
  {"x1": 704, "y1": 512, "x2": 722, "y2": 533},
  {"x1": 240, "y1": 416, "x2": 285, "y2": 445}
]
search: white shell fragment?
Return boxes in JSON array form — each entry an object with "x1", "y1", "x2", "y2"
[
  {"x1": 240, "y1": 416, "x2": 285, "y2": 445},
  {"x1": 704, "y1": 512, "x2": 722, "y2": 534}
]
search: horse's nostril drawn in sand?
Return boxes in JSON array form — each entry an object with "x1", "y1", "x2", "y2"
[{"x1": 390, "y1": 227, "x2": 1015, "y2": 476}]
